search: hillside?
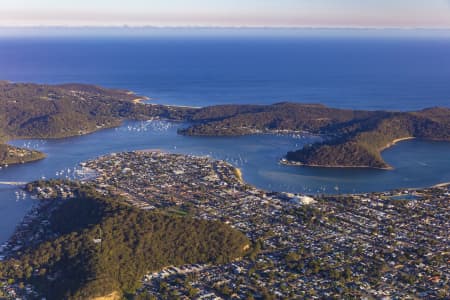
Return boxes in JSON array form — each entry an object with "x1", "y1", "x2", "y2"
[
  {"x1": 180, "y1": 103, "x2": 450, "y2": 169},
  {"x1": 0, "y1": 144, "x2": 46, "y2": 165},
  {"x1": 286, "y1": 109, "x2": 450, "y2": 169},
  {"x1": 0, "y1": 81, "x2": 195, "y2": 165},
  {"x1": 1, "y1": 81, "x2": 448, "y2": 169},
  {"x1": 0, "y1": 184, "x2": 249, "y2": 299},
  {"x1": 180, "y1": 102, "x2": 376, "y2": 136}
]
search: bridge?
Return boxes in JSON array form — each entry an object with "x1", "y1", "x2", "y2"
[{"x1": 0, "y1": 181, "x2": 28, "y2": 186}]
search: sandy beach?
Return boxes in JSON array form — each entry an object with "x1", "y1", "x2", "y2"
[
  {"x1": 132, "y1": 96, "x2": 151, "y2": 104},
  {"x1": 380, "y1": 136, "x2": 415, "y2": 151},
  {"x1": 432, "y1": 182, "x2": 450, "y2": 188}
]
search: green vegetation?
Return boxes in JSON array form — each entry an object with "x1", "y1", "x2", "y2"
[
  {"x1": 1, "y1": 81, "x2": 448, "y2": 168},
  {"x1": 0, "y1": 81, "x2": 195, "y2": 165},
  {"x1": 0, "y1": 144, "x2": 46, "y2": 165},
  {"x1": 179, "y1": 103, "x2": 450, "y2": 169},
  {"x1": 0, "y1": 185, "x2": 249, "y2": 299},
  {"x1": 287, "y1": 108, "x2": 450, "y2": 169},
  {"x1": 179, "y1": 102, "x2": 370, "y2": 136}
]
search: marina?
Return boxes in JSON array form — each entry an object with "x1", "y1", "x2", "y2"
[{"x1": 0, "y1": 120, "x2": 450, "y2": 243}]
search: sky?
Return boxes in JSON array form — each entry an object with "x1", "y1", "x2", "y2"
[{"x1": 1, "y1": 0, "x2": 450, "y2": 28}]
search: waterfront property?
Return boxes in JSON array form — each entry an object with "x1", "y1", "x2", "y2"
[{"x1": 5, "y1": 151, "x2": 441, "y2": 299}]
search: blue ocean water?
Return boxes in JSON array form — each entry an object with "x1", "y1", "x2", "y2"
[
  {"x1": 0, "y1": 35, "x2": 449, "y2": 110},
  {"x1": 1, "y1": 121, "x2": 449, "y2": 242},
  {"x1": 0, "y1": 34, "x2": 449, "y2": 243}
]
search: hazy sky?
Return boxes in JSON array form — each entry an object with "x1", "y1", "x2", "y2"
[{"x1": 1, "y1": 0, "x2": 450, "y2": 28}]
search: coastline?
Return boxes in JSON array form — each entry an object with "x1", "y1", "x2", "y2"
[
  {"x1": 6, "y1": 154, "x2": 47, "y2": 166},
  {"x1": 432, "y1": 182, "x2": 450, "y2": 188},
  {"x1": 380, "y1": 136, "x2": 415, "y2": 152},
  {"x1": 2, "y1": 150, "x2": 449, "y2": 298},
  {"x1": 279, "y1": 159, "x2": 393, "y2": 170},
  {"x1": 132, "y1": 96, "x2": 151, "y2": 104},
  {"x1": 2, "y1": 121, "x2": 126, "y2": 166},
  {"x1": 0, "y1": 145, "x2": 47, "y2": 167},
  {"x1": 180, "y1": 127, "x2": 316, "y2": 137},
  {"x1": 146, "y1": 103, "x2": 202, "y2": 109},
  {"x1": 126, "y1": 88, "x2": 152, "y2": 104},
  {"x1": 281, "y1": 136, "x2": 418, "y2": 170},
  {"x1": 234, "y1": 167, "x2": 243, "y2": 183}
]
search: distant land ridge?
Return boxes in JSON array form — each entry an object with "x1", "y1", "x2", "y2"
[
  {"x1": 179, "y1": 103, "x2": 450, "y2": 169},
  {"x1": 0, "y1": 81, "x2": 196, "y2": 165},
  {"x1": 0, "y1": 81, "x2": 449, "y2": 169}
]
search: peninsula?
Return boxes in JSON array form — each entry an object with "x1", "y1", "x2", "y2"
[
  {"x1": 0, "y1": 81, "x2": 449, "y2": 169},
  {"x1": 1, "y1": 151, "x2": 448, "y2": 299},
  {"x1": 0, "y1": 81, "x2": 195, "y2": 165},
  {"x1": 179, "y1": 103, "x2": 450, "y2": 169}
]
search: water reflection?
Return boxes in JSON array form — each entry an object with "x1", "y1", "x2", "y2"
[{"x1": 1, "y1": 120, "x2": 449, "y2": 242}]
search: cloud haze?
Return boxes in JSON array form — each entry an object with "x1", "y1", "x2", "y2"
[{"x1": 1, "y1": 0, "x2": 449, "y2": 28}]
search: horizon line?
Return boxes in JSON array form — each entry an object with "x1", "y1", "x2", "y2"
[{"x1": 2, "y1": 25, "x2": 450, "y2": 31}]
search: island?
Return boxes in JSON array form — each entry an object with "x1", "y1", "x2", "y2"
[
  {"x1": 0, "y1": 151, "x2": 448, "y2": 299},
  {"x1": 0, "y1": 81, "x2": 449, "y2": 169}
]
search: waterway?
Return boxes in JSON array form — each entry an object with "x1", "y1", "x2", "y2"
[{"x1": 1, "y1": 120, "x2": 450, "y2": 242}]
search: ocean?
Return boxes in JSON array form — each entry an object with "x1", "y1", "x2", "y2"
[
  {"x1": 1, "y1": 34, "x2": 449, "y2": 110},
  {"x1": 0, "y1": 33, "x2": 449, "y2": 242}
]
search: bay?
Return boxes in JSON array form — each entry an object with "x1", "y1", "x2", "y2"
[
  {"x1": 0, "y1": 34, "x2": 449, "y2": 243},
  {"x1": 1, "y1": 120, "x2": 449, "y2": 242}
]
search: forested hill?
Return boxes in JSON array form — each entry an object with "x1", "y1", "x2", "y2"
[
  {"x1": 1, "y1": 81, "x2": 448, "y2": 169},
  {"x1": 0, "y1": 81, "x2": 195, "y2": 165},
  {"x1": 180, "y1": 102, "x2": 378, "y2": 135},
  {"x1": 0, "y1": 183, "x2": 249, "y2": 299},
  {"x1": 285, "y1": 107, "x2": 450, "y2": 169},
  {"x1": 179, "y1": 103, "x2": 450, "y2": 169},
  {"x1": 0, "y1": 81, "x2": 195, "y2": 140}
]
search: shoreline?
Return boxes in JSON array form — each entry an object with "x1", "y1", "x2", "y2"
[
  {"x1": 281, "y1": 136, "x2": 418, "y2": 170},
  {"x1": 180, "y1": 127, "x2": 317, "y2": 137},
  {"x1": 132, "y1": 96, "x2": 151, "y2": 104},
  {"x1": 2, "y1": 150, "x2": 448, "y2": 298},
  {"x1": 380, "y1": 136, "x2": 416, "y2": 152},
  {"x1": 279, "y1": 159, "x2": 393, "y2": 170},
  {"x1": 167, "y1": 104, "x2": 202, "y2": 109},
  {"x1": 146, "y1": 102, "x2": 202, "y2": 109},
  {"x1": 0, "y1": 145, "x2": 47, "y2": 167},
  {"x1": 2, "y1": 149, "x2": 448, "y2": 248},
  {"x1": 2, "y1": 154, "x2": 47, "y2": 167},
  {"x1": 234, "y1": 167, "x2": 243, "y2": 183},
  {"x1": 432, "y1": 182, "x2": 450, "y2": 188},
  {"x1": 126, "y1": 88, "x2": 152, "y2": 104},
  {"x1": 2, "y1": 121, "x2": 126, "y2": 165}
]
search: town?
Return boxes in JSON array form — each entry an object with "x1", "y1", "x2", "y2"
[
  {"x1": 81, "y1": 152, "x2": 450, "y2": 298},
  {"x1": 1, "y1": 151, "x2": 449, "y2": 299}
]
